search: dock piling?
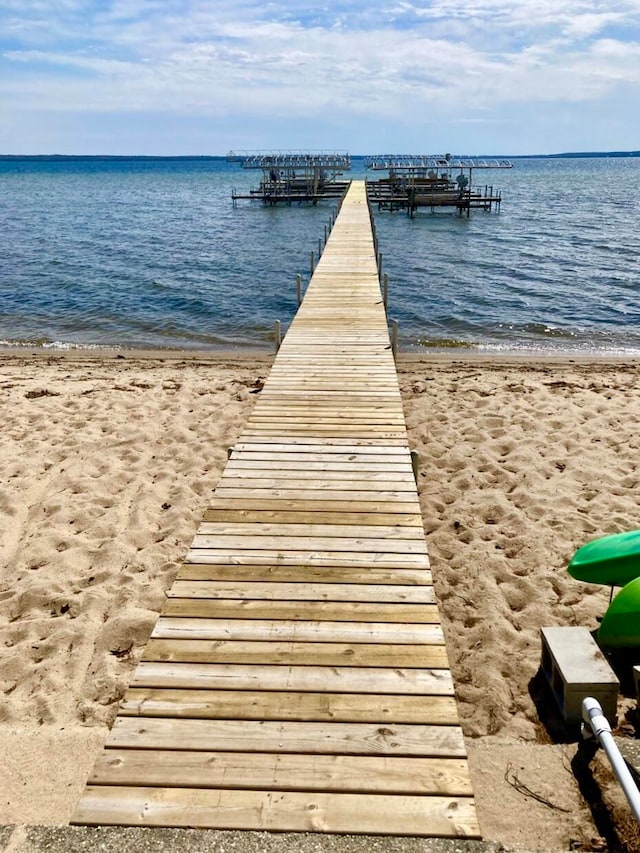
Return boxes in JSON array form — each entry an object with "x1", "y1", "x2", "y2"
[
  {"x1": 390, "y1": 319, "x2": 398, "y2": 358},
  {"x1": 274, "y1": 319, "x2": 282, "y2": 353},
  {"x1": 383, "y1": 273, "x2": 389, "y2": 311},
  {"x1": 411, "y1": 450, "x2": 420, "y2": 485},
  {"x1": 310, "y1": 251, "x2": 315, "y2": 276},
  {"x1": 296, "y1": 274, "x2": 302, "y2": 306}
]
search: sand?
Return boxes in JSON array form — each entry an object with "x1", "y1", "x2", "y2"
[{"x1": 1, "y1": 350, "x2": 640, "y2": 851}]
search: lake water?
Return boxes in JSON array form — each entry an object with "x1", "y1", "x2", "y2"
[{"x1": 1, "y1": 155, "x2": 639, "y2": 354}]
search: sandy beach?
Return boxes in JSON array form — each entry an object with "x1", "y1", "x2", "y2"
[{"x1": 1, "y1": 351, "x2": 640, "y2": 851}]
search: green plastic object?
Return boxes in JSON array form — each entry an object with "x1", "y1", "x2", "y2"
[
  {"x1": 568, "y1": 529, "x2": 640, "y2": 587},
  {"x1": 598, "y1": 576, "x2": 640, "y2": 648}
]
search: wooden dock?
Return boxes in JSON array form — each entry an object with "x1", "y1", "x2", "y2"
[{"x1": 73, "y1": 181, "x2": 480, "y2": 839}]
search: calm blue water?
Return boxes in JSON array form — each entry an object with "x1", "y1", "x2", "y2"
[{"x1": 1, "y1": 156, "x2": 639, "y2": 354}]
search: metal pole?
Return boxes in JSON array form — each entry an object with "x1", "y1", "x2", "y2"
[
  {"x1": 583, "y1": 698, "x2": 640, "y2": 823},
  {"x1": 390, "y1": 319, "x2": 398, "y2": 358},
  {"x1": 383, "y1": 273, "x2": 388, "y2": 311},
  {"x1": 274, "y1": 320, "x2": 282, "y2": 353},
  {"x1": 296, "y1": 274, "x2": 302, "y2": 306}
]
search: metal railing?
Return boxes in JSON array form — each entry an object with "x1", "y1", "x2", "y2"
[{"x1": 582, "y1": 697, "x2": 640, "y2": 823}]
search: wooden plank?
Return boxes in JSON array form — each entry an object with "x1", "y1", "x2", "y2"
[
  {"x1": 184, "y1": 552, "x2": 430, "y2": 569},
  {"x1": 120, "y1": 688, "x2": 458, "y2": 724},
  {"x1": 73, "y1": 787, "x2": 480, "y2": 836},
  {"x1": 131, "y1": 663, "x2": 454, "y2": 695},
  {"x1": 207, "y1": 500, "x2": 422, "y2": 512},
  {"x1": 225, "y1": 461, "x2": 413, "y2": 482},
  {"x1": 240, "y1": 430, "x2": 407, "y2": 438},
  {"x1": 196, "y1": 522, "x2": 425, "y2": 539},
  {"x1": 244, "y1": 414, "x2": 404, "y2": 422},
  {"x1": 202, "y1": 508, "x2": 424, "y2": 526},
  {"x1": 168, "y1": 582, "x2": 435, "y2": 603},
  {"x1": 90, "y1": 750, "x2": 473, "y2": 795},
  {"x1": 178, "y1": 564, "x2": 431, "y2": 585},
  {"x1": 161, "y1": 599, "x2": 441, "y2": 623},
  {"x1": 142, "y1": 639, "x2": 449, "y2": 669},
  {"x1": 212, "y1": 488, "x2": 418, "y2": 502},
  {"x1": 227, "y1": 452, "x2": 413, "y2": 464},
  {"x1": 226, "y1": 460, "x2": 414, "y2": 473},
  {"x1": 106, "y1": 717, "x2": 466, "y2": 757},
  {"x1": 232, "y1": 438, "x2": 409, "y2": 449},
  {"x1": 246, "y1": 417, "x2": 406, "y2": 426},
  {"x1": 151, "y1": 618, "x2": 444, "y2": 644},
  {"x1": 253, "y1": 396, "x2": 401, "y2": 402},
  {"x1": 191, "y1": 534, "x2": 426, "y2": 554}
]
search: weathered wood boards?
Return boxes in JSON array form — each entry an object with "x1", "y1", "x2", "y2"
[{"x1": 73, "y1": 181, "x2": 480, "y2": 839}]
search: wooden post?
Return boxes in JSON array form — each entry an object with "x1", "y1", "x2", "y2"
[
  {"x1": 411, "y1": 451, "x2": 420, "y2": 485},
  {"x1": 378, "y1": 251, "x2": 383, "y2": 278},
  {"x1": 390, "y1": 319, "x2": 398, "y2": 358},
  {"x1": 296, "y1": 274, "x2": 302, "y2": 306},
  {"x1": 274, "y1": 320, "x2": 282, "y2": 353},
  {"x1": 310, "y1": 251, "x2": 315, "y2": 275},
  {"x1": 324, "y1": 224, "x2": 328, "y2": 245},
  {"x1": 318, "y1": 237, "x2": 322, "y2": 258},
  {"x1": 383, "y1": 273, "x2": 388, "y2": 311}
]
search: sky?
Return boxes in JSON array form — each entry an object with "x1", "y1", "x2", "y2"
[{"x1": 1, "y1": 0, "x2": 640, "y2": 155}]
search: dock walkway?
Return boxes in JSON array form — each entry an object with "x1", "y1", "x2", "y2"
[{"x1": 73, "y1": 182, "x2": 480, "y2": 839}]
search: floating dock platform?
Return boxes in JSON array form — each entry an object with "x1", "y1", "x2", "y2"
[
  {"x1": 232, "y1": 151, "x2": 351, "y2": 205},
  {"x1": 366, "y1": 154, "x2": 512, "y2": 216}
]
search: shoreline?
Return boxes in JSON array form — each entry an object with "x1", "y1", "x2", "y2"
[{"x1": 4, "y1": 345, "x2": 640, "y2": 366}]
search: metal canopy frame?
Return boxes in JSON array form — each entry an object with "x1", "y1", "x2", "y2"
[
  {"x1": 230, "y1": 151, "x2": 351, "y2": 170},
  {"x1": 365, "y1": 155, "x2": 513, "y2": 171}
]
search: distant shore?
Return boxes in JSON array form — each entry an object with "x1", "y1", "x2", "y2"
[{"x1": 2, "y1": 150, "x2": 639, "y2": 160}]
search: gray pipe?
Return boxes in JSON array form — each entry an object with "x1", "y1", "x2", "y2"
[{"x1": 582, "y1": 697, "x2": 640, "y2": 823}]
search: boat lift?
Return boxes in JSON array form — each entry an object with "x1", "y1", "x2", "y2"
[
  {"x1": 365, "y1": 154, "x2": 513, "y2": 217},
  {"x1": 232, "y1": 151, "x2": 351, "y2": 206}
]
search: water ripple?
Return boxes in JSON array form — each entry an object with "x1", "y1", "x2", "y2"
[{"x1": 1, "y1": 156, "x2": 639, "y2": 354}]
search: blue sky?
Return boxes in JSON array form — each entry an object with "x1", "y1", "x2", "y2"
[{"x1": 1, "y1": 0, "x2": 639, "y2": 155}]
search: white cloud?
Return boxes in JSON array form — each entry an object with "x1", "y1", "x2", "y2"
[{"x1": 1, "y1": 0, "x2": 640, "y2": 151}]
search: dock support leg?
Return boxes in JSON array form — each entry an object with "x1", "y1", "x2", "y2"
[{"x1": 411, "y1": 451, "x2": 420, "y2": 485}]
